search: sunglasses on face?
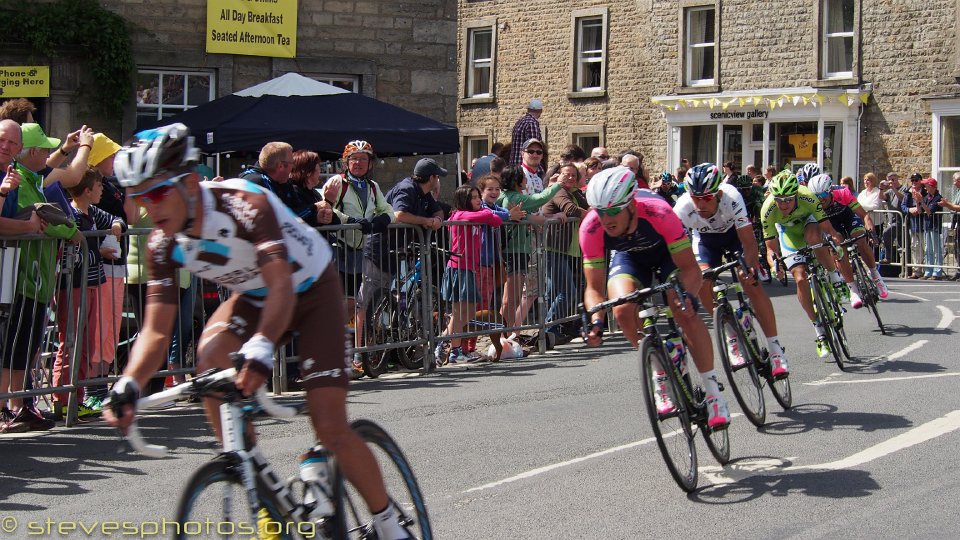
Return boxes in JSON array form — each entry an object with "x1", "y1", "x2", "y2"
[
  {"x1": 691, "y1": 193, "x2": 716, "y2": 202},
  {"x1": 524, "y1": 149, "x2": 543, "y2": 155},
  {"x1": 816, "y1": 192, "x2": 832, "y2": 199},
  {"x1": 774, "y1": 195, "x2": 795, "y2": 204},
  {"x1": 130, "y1": 173, "x2": 188, "y2": 205},
  {"x1": 596, "y1": 204, "x2": 629, "y2": 217}
]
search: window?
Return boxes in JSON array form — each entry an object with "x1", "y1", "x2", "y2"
[
  {"x1": 938, "y1": 115, "x2": 960, "y2": 202},
  {"x1": 467, "y1": 27, "x2": 493, "y2": 98},
  {"x1": 574, "y1": 133, "x2": 600, "y2": 154},
  {"x1": 680, "y1": 125, "x2": 718, "y2": 165},
  {"x1": 822, "y1": 0, "x2": 854, "y2": 79},
  {"x1": 136, "y1": 69, "x2": 214, "y2": 130},
  {"x1": 574, "y1": 16, "x2": 605, "y2": 92},
  {"x1": 685, "y1": 7, "x2": 716, "y2": 87},
  {"x1": 463, "y1": 135, "x2": 490, "y2": 172},
  {"x1": 316, "y1": 75, "x2": 360, "y2": 93}
]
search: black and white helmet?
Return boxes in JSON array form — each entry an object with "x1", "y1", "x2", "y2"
[{"x1": 114, "y1": 123, "x2": 200, "y2": 188}]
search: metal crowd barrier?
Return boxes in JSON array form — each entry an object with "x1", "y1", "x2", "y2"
[{"x1": 899, "y1": 210, "x2": 959, "y2": 278}]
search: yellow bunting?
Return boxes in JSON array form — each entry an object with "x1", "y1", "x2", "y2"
[
  {"x1": 752, "y1": 96, "x2": 762, "y2": 106},
  {"x1": 859, "y1": 93, "x2": 870, "y2": 105},
  {"x1": 837, "y1": 94, "x2": 849, "y2": 106}
]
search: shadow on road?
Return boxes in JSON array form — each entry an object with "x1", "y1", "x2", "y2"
[
  {"x1": 690, "y1": 466, "x2": 880, "y2": 503},
  {"x1": 841, "y1": 357, "x2": 947, "y2": 375},
  {"x1": 759, "y1": 402, "x2": 912, "y2": 436}
]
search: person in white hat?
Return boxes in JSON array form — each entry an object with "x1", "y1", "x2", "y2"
[{"x1": 510, "y1": 98, "x2": 544, "y2": 166}]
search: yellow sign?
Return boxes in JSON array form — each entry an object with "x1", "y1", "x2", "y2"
[
  {"x1": 206, "y1": 0, "x2": 297, "y2": 58},
  {"x1": 0, "y1": 66, "x2": 49, "y2": 98}
]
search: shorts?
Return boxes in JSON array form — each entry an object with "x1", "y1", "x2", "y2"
[
  {"x1": 828, "y1": 211, "x2": 866, "y2": 239},
  {"x1": 504, "y1": 252, "x2": 528, "y2": 276},
  {"x1": 693, "y1": 227, "x2": 743, "y2": 270},
  {"x1": 357, "y1": 258, "x2": 395, "y2": 310},
  {"x1": 522, "y1": 253, "x2": 541, "y2": 297},
  {"x1": 201, "y1": 265, "x2": 349, "y2": 390},
  {"x1": 2, "y1": 294, "x2": 47, "y2": 370},
  {"x1": 608, "y1": 246, "x2": 677, "y2": 289},
  {"x1": 441, "y1": 267, "x2": 480, "y2": 303}
]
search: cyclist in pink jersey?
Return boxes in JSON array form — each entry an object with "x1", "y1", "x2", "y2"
[{"x1": 580, "y1": 166, "x2": 730, "y2": 429}]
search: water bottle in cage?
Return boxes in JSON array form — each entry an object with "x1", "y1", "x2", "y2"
[
  {"x1": 298, "y1": 444, "x2": 335, "y2": 521},
  {"x1": 664, "y1": 331, "x2": 686, "y2": 375}
]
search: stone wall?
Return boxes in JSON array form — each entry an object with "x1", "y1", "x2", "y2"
[{"x1": 457, "y1": 0, "x2": 960, "y2": 178}]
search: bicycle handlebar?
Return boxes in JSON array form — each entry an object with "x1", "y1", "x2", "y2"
[
  {"x1": 839, "y1": 232, "x2": 868, "y2": 247},
  {"x1": 578, "y1": 276, "x2": 686, "y2": 335},
  {"x1": 702, "y1": 251, "x2": 753, "y2": 282},
  {"x1": 125, "y1": 364, "x2": 298, "y2": 458}
]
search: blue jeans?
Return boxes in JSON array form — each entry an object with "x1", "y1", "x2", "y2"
[{"x1": 923, "y1": 228, "x2": 945, "y2": 276}]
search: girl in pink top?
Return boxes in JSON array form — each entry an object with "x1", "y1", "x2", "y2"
[{"x1": 436, "y1": 185, "x2": 503, "y2": 364}]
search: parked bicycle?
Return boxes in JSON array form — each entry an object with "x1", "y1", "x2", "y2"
[
  {"x1": 841, "y1": 232, "x2": 886, "y2": 335},
  {"x1": 580, "y1": 278, "x2": 730, "y2": 493},
  {"x1": 787, "y1": 236, "x2": 852, "y2": 370},
  {"x1": 124, "y1": 356, "x2": 432, "y2": 539},
  {"x1": 704, "y1": 255, "x2": 792, "y2": 428}
]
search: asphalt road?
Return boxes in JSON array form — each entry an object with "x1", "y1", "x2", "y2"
[{"x1": 2, "y1": 277, "x2": 958, "y2": 539}]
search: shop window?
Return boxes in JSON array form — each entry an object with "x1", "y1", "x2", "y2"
[
  {"x1": 680, "y1": 125, "x2": 717, "y2": 165},
  {"x1": 574, "y1": 15, "x2": 606, "y2": 92},
  {"x1": 315, "y1": 75, "x2": 360, "y2": 93},
  {"x1": 466, "y1": 27, "x2": 494, "y2": 98},
  {"x1": 938, "y1": 115, "x2": 960, "y2": 202},
  {"x1": 136, "y1": 69, "x2": 214, "y2": 131},
  {"x1": 684, "y1": 6, "x2": 716, "y2": 87},
  {"x1": 821, "y1": 0, "x2": 855, "y2": 79}
]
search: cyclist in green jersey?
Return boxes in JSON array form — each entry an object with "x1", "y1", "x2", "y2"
[{"x1": 760, "y1": 171, "x2": 846, "y2": 358}]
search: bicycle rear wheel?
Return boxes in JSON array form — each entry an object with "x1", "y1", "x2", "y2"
[
  {"x1": 811, "y1": 276, "x2": 844, "y2": 370},
  {"x1": 334, "y1": 420, "x2": 432, "y2": 539},
  {"x1": 176, "y1": 455, "x2": 294, "y2": 540},
  {"x1": 363, "y1": 293, "x2": 396, "y2": 378},
  {"x1": 739, "y1": 305, "x2": 792, "y2": 409},
  {"x1": 639, "y1": 339, "x2": 698, "y2": 492},
  {"x1": 853, "y1": 256, "x2": 886, "y2": 335},
  {"x1": 713, "y1": 304, "x2": 765, "y2": 427}
]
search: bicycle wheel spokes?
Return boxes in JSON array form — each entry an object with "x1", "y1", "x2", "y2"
[
  {"x1": 176, "y1": 457, "x2": 292, "y2": 540},
  {"x1": 740, "y1": 308, "x2": 793, "y2": 410},
  {"x1": 699, "y1": 415, "x2": 731, "y2": 465},
  {"x1": 812, "y1": 277, "x2": 844, "y2": 370},
  {"x1": 338, "y1": 420, "x2": 432, "y2": 540},
  {"x1": 713, "y1": 304, "x2": 765, "y2": 427},
  {"x1": 640, "y1": 340, "x2": 698, "y2": 492}
]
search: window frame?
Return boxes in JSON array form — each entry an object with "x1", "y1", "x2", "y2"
[
  {"x1": 314, "y1": 74, "x2": 360, "y2": 93},
  {"x1": 570, "y1": 8, "x2": 608, "y2": 97},
  {"x1": 820, "y1": 0, "x2": 855, "y2": 80},
  {"x1": 570, "y1": 125, "x2": 605, "y2": 155},
  {"x1": 931, "y1": 99, "x2": 960, "y2": 204},
  {"x1": 816, "y1": 0, "x2": 860, "y2": 85},
  {"x1": 460, "y1": 128, "x2": 493, "y2": 174},
  {"x1": 682, "y1": 4, "x2": 718, "y2": 88},
  {"x1": 460, "y1": 17, "x2": 498, "y2": 105},
  {"x1": 136, "y1": 68, "x2": 215, "y2": 125},
  {"x1": 466, "y1": 27, "x2": 494, "y2": 98}
]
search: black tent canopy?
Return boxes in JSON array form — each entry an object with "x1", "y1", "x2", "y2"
[{"x1": 158, "y1": 73, "x2": 459, "y2": 158}]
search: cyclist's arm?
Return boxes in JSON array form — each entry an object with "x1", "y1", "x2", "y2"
[
  {"x1": 583, "y1": 265, "x2": 608, "y2": 325},
  {"x1": 764, "y1": 237, "x2": 781, "y2": 267},
  {"x1": 818, "y1": 218, "x2": 844, "y2": 247},
  {"x1": 671, "y1": 246, "x2": 703, "y2": 299},
  {"x1": 736, "y1": 223, "x2": 761, "y2": 270},
  {"x1": 853, "y1": 204, "x2": 875, "y2": 231},
  {"x1": 254, "y1": 257, "x2": 295, "y2": 347}
]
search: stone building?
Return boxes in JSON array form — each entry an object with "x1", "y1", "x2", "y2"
[
  {"x1": 1, "y1": 0, "x2": 459, "y2": 185},
  {"x1": 457, "y1": 0, "x2": 960, "y2": 196}
]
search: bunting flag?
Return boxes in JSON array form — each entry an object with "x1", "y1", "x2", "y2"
[
  {"x1": 752, "y1": 96, "x2": 762, "y2": 106},
  {"x1": 837, "y1": 94, "x2": 850, "y2": 106},
  {"x1": 648, "y1": 90, "x2": 870, "y2": 110},
  {"x1": 859, "y1": 92, "x2": 870, "y2": 105},
  {"x1": 815, "y1": 94, "x2": 824, "y2": 105},
  {"x1": 802, "y1": 96, "x2": 810, "y2": 105},
  {"x1": 769, "y1": 99, "x2": 777, "y2": 110},
  {"x1": 792, "y1": 96, "x2": 802, "y2": 106},
  {"x1": 738, "y1": 97, "x2": 747, "y2": 106}
]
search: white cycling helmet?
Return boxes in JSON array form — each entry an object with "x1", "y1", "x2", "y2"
[
  {"x1": 114, "y1": 123, "x2": 200, "y2": 189},
  {"x1": 797, "y1": 163, "x2": 821, "y2": 184},
  {"x1": 586, "y1": 166, "x2": 637, "y2": 210},
  {"x1": 807, "y1": 173, "x2": 834, "y2": 196}
]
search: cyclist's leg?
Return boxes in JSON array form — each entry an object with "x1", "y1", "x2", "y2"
[
  {"x1": 607, "y1": 251, "x2": 644, "y2": 349},
  {"x1": 806, "y1": 220, "x2": 840, "y2": 275},
  {"x1": 691, "y1": 231, "x2": 720, "y2": 314},
  {"x1": 781, "y1": 227, "x2": 817, "y2": 323}
]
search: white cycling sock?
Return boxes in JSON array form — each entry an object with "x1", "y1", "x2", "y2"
[
  {"x1": 372, "y1": 503, "x2": 411, "y2": 540},
  {"x1": 700, "y1": 370, "x2": 722, "y2": 398},
  {"x1": 830, "y1": 271, "x2": 844, "y2": 284},
  {"x1": 871, "y1": 267, "x2": 881, "y2": 279},
  {"x1": 766, "y1": 336, "x2": 784, "y2": 356},
  {"x1": 813, "y1": 321, "x2": 826, "y2": 337}
]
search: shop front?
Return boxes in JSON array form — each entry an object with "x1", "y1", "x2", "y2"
[{"x1": 652, "y1": 87, "x2": 869, "y2": 181}]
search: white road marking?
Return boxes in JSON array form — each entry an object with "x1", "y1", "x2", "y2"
[
  {"x1": 804, "y1": 340, "x2": 927, "y2": 386},
  {"x1": 702, "y1": 411, "x2": 960, "y2": 484},
  {"x1": 463, "y1": 414, "x2": 742, "y2": 493},
  {"x1": 888, "y1": 291, "x2": 928, "y2": 301},
  {"x1": 937, "y1": 305, "x2": 957, "y2": 329},
  {"x1": 804, "y1": 372, "x2": 960, "y2": 385}
]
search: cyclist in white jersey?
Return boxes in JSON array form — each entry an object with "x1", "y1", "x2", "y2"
[
  {"x1": 103, "y1": 124, "x2": 411, "y2": 540},
  {"x1": 673, "y1": 163, "x2": 788, "y2": 377}
]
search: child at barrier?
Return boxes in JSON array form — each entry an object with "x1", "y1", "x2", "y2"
[
  {"x1": 476, "y1": 175, "x2": 524, "y2": 323},
  {"x1": 434, "y1": 185, "x2": 503, "y2": 365},
  {"x1": 52, "y1": 168, "x2": 125, "y2": 417}
]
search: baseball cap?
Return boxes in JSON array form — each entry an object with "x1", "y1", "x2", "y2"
[
  {"x1": 922, "y1": 177, "x2": 937, "y2": 187},
  {"x1": 527, "y1": 98, "x2": 543, "y2": 110},
  {"x1": 909, "y1": 172, "x2": 923, "y2": 182},
  {"x1": 21, "y1": 123, "x2": 60, "y2": 150},
  {"x1": 87, "y1": 133, "x2": 121, "y2": 167},
  {"x1": 413, "y1": 158, "x2": 448, "y2": 179},
  {"x1": 522, "y1": 138, "x2": 544, "y2": 151}
]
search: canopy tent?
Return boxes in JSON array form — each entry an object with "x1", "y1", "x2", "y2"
[{"x1": 155, "y1": 73, "x2": 459, "y2": 157}]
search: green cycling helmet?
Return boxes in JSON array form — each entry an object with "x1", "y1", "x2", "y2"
[{"x1": 769, "y1": 171, "x2": 799, "y2": 197}]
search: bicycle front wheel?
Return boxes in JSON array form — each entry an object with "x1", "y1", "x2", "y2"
[
  {"x1": 739, "y1": 305, "x2": 792, "y2": 409},
  {"x1": 334, "y1": 420, "x2": 432, "y2": 539},
  {"x1": 363, "y1": 293, "x2": 396, "y2": 378},
  {"x1": 811, "y1": 276, "x2": 844, "y2": 370},
  {"x1": 639, "y1": 338, "x2": 697, "y2": 492},
  {"x1": 852, "y1": 255, "x2": 885, "y2": 334},
  {"x1": 176, "y1": 456, "x2": 294, "y2": 540},
  {"x1": 713, "y1": 304, "x2": 765, "y2": 427}
]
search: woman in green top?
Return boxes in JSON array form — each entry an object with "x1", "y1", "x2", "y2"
[{"x1": 496, "y1": 165, "x2": 563, "y2": 329}]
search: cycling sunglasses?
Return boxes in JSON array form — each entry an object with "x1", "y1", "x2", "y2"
[
  {"x1": 815, "y1": 191, "x2": 832, "y2": 199},
  {"x1": 691, "y1": 193, "x2": 716, "y2": 202},
  {"x1": 130, "y1": 173, "x2": 189, "y2": 205},
  {"x1": 595, "y1": 203, "x2": 631, "y2": 217},
  {"x1": 773, "y1": 195, "x2": 796, "y2": 204}
]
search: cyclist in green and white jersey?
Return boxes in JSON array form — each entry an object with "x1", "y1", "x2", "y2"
[{"x1": 760, "y1": 171, "x2": 847, "y2": 358}]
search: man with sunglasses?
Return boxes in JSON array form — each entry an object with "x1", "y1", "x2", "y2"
[
  {"x1": 104, "y1": 123, "x2": 413, "y2": 540},
  {"x1": 673, "y1": 163, "x2": 789, "y2": 378},
  {"x1": 580, "y1": 166, "x2": 730, "y2": 429},
  {"x1": 807, "y1": 173, "x2": 889, "y2": 304},
  {"x1": 760, "y1": 171, "x2": 846, "y2": 359}
]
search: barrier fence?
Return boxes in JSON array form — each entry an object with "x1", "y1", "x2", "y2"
[{"x1": 4, "y1": 206, "x2": 954, "y2": 427}]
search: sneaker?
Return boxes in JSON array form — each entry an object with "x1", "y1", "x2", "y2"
[
  {"x1": 433, "y1": 341, "x2": 448, "y2": 367},
  {"x1": 850, "y1": 290, "x2": 863, "y2": 309},
  {"x1": 653, "y1": 373, "x2": 676, "y2": 414},
  {"x1": 727, "y1": 337, "x2": 746, "y2": 367},
  {"x1": 84, "y1": 395, "x2": 104, "y2": 413},
  {"x1": 447, "y1": 347, "x2": 465, "y2": 364},
  {"x1": 875, "y1": 277, "x2": 889, "y2": 299},
  {"x1": 75, "y1": 403, "x2": 102, "y2": 418},
  {"x1": 12, "y1": 405, "x2": 54, "y2": 431},
  {"x1": 758, "y1": 266, "x2": 771, "y2": 283},
  {"x1": 705, "y1": 395, "x2": 730, "y2": 429},
  {"x1": 816, "y1": 336, "x2": 831, "y2": 358},
  {"x1": 0, "y1": 407, "x2": 29, "y2": 434},
  {"x1": 350, "y1": 357, "x2": 365, "y2": 380},
  {"x1": 770, "y1": 352, "x2": 789, "y2": 379}
]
